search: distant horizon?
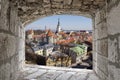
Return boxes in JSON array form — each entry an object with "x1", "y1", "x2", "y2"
[
  {"x1": 25, "y1": 15, "x2": 92, "y2": 31},
  {"x1": 25, "y1": 28, "x2": 93, "y2": 31}
]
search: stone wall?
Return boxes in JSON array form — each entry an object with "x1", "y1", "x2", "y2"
[
  {"x1": 18, "y1": 0, "x2": 105, "y2": 24},
  {"x1": 0, "y1": 0, "x2": 120, "y2": 80},
  {"x1": 93, "y1": 0, "x2": 120, "y2": 80},
  {"x1": 0, "y1": 0, "x2": 25, "y2": 80}
]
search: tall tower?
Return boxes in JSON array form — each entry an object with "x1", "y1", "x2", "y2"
[
  {"x1": 56, "y1": 18, "x2": 61, "y2": 33},
  {"x1": 45, "y1": 26, "x2": 47, "y2": 31}
]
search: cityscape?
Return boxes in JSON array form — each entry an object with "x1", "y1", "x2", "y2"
[{"x1": 25, "y1": 18, "x2": 93, "y2": 69}]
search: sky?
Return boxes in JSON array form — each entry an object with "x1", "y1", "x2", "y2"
[{"x1": 25, "y1": 15, "x2": 92, "y2": 31}]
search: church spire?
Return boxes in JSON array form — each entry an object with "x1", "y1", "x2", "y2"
[
  {"x1": 56, "y1": 18, "x2": 61, "y2": 33},
  {"x1": 57, "y1": 18, "x2": 60, "y2": 27},
  {"x1": 45, "y1": 25, "x2": 47, "y2": 30}
]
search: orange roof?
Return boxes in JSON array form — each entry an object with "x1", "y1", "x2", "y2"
[
  {"x1": 33, "y1": 33, "x2": 47, "y2": 38},
  {"x1": 46, "y1": 29, "x2": 54, "y2": 37},
  {"x1": 53, "y1": 34, "x2": 58, "y2": 38},
  {"x1": 56, "y1": 37, "x2": 75, "y2": 45}
]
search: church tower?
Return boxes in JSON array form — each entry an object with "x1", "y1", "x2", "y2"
[{"x1": 56, "y1": 18, "x2": 61, "y2": 33}]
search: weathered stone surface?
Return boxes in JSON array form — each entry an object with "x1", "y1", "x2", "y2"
[
  {"x1": 94, "y1": 28, "x2": 98, "y2": 40},
  {"x1": 18, "y1": 64, "x2": 97, "y2": 80},
  {"x1": 108, "y1": 64, "x2": 120, "y2": 80},
  {"x1": 97, "y1": 22, "x2": 108, "y2": 39},
  {"x1": 10, "y1": 55, "x2": 19, "y2": 80},
  {"x1": 97, "y1": 54, "x2": 108, "y2": 76},
  {"x1": 9, "y1": 5, "x2": 18, "y2": 35},
  {"x1": 107, "y1": 2, "x2": 120, "y2": 35},
  {"x1": 0, "y1": 63, "x2": 11, "y2": 80},
  {"x1": 4, "y1": 63, "x2": 11, "y2": 80},
  {"x1": 0, "y1": 0, "x2": 10, "y2": 30},
  {"x1": 72, "y1": 0, "x2": 82, "y2": 8},
  {"x1": 96, "y1": 39, "x2": 108, "y2": 57},
  {"x1": 39, "y1": 71, "x2": 62, "y2": 80},
  {"x1": 18, "y1": 0, "x2": 105, "y2": 24},
  {"x1": 56, "y1": 72, "x2": 75, "y2": 80},
  {"x1": 94, "y1": 1, "x2": 120, "y2": 80},
  {"x1": 0, "y1": 1, "x2": 24, "y2": 80},
  {"x1": 87, "y1": 73, "x2": 99, "y2": 80},
  {"x1": 64, "y1": 0, "x2": 72, "y2": 5},
  {"x1": 108, "y1": 65, "x2": 115, "y2": 80},
  {"x1": 1, "y1": 0, "x2": 120, "y2": 80},
  {"x1": 96, "y1": 67, "x2": 108, "y2": 80},
  {"x1": 119, "y1": 36, "x2": 120, "y2": 62},
  {"x1": 95, "y1": 7, "x2": 106, "y2": 25},
  {"x1": 114, "y1": 68, "x2": 120, "y2": 80},
  {"x1": 43, "y1": 0, "x2": 50, "y2": 3},
  {"x1": 108, "y1": 38, "x2": 118, "y2": 63},
  {"x1": 0, "y1": 64, "x2": 4, "y2": 80},
  {"x1": 0, "y1": 33, "x2": 16, "y2": 61},
  {"x1": 69, "y1": 72, "x2": 88, "y2": 80},
  {"x1": 25, "y1": 70, "x2": 47, "y2": 79}
]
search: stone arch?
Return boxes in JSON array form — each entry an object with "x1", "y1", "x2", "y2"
[
  {"x1": 1, "y1": 0, "x2": 120, "y2": 80},
  {"x1": 18, "y1": 0, "x2": 105, "y2": 25}
]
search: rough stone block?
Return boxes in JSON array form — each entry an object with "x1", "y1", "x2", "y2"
[
  {"x1": 43, "y1": 3, "x2": 51, "y2": 8},
  {"x1": 0, "y1": 63, "x2": 11, "y2": 80},
  {"x1": 97, "y1": 39, "x2": 108, "y2": 57},
  {"x1": 108, "y1": 65, "x2": 115, "y2": 80},
  {"x1": 99, "y1": 8, "x2": 106, "y2": 22},
  {"x1": 95, "y1": 6, "x2": 106, "y2": 25},
  {"x1": 25, "y1": 70, "x2": 47, "y2": 79},
  {"x1": 52, "y1": 3, "x2": 63, "y2": 9},
  {"x1": 96, "y1": 67, "x2": 108, "y2": 80},
  {"x1": 56, "y1": 72, "x2": 76, "y2": 80},
  {"x1": 64, "y1": 0, "x2": 72, "y2": 5},
  {"x1": 0, "y1": 0, "x2": 10, "y2": 30},
  {"x1": 72, "y1": 0, "x2": 82, "y2": 8},
  {"x1": 10, "y1": 56, "x2": 19, "y2": 80},
  {"x1": 4, "y1": 63, "x2": 11, "y2": 80},
  {"x1": 107, "y1": 2, "x2": 120, "y2": 35},
  {"x1": 69, "y1": 72, "x2": 88, "y2": 80},
  {"x1": 97, "y1": 22, "x2": 108, "y2": 39},
  {"x1": 43, "y1": 0, "x2": 50, "y2": 3},
  {"x1": 108, "y1": 64, "x2": 120, "y2": 80},
  {"x1": 0, "y1": 33, "x2": 16, "y2": 61},
  {"x1": 87, "y1": 73, "x2": 99, "y2": 80},
  {"x1": 9, "y1": 6, "x2": 18, "y2": 35},
  {"x1": 95, "y1": 11, "x2": 100, "y2": 26},
  {"x1": 0, "y1": 64, "x2": 4, "y2": 80},
  {"x1": 108, "y1": 37, "x2": 118, "y2": 63},
  {"x1": 97, "y1": 54, "x2": 108, "y2": 76},
  {"x1": 114, "y1": 68, "x2": 120, "y2": 80}
]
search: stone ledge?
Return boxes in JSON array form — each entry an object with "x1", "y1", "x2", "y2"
[{"x1": 18, "y1": 64, "x2": 99, "y2": 80}]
